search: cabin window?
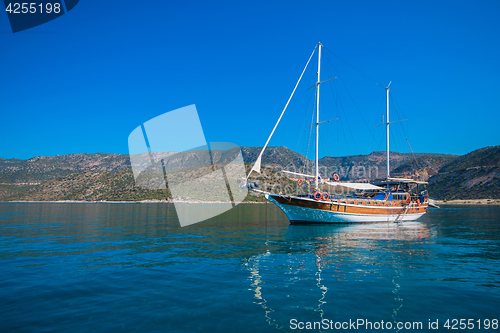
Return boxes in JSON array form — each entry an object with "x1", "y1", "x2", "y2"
[
  {"x1": 388, "y1": 202, "x2": 392, "y2": 206},
  {"x1": 349, "y1": 201, "x2": 354, "y2": 204},
  {"x1": 366, "y1": 201, "x2": 371, "y2": 205},
  {"x1": 341, "y1": 201, "x2": 346, "y2": 204}
]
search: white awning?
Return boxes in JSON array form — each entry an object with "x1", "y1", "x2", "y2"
[
  {"x1": 322, "y1": 181, "x2": 386, "y2": 191},
  {"x1": 375, "y1": 177, "x2": 429, "y2": 185},
  {"x1": 281, "y1": 170, "x2": 316, "y2": 178}
]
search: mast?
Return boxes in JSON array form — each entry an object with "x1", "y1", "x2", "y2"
[
  {"x1": 247, "y1": 46, "x2": 317, "y2": 179},
  {"x1": 386, "y1": 85, "x2": 390, "y2": 179},
  {"x1": 315, "y1": 43, "x2": 322, "y2": 188}
]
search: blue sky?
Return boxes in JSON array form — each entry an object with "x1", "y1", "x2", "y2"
[{"x1": 1, "y1": 0, "x2": 499, "y2": 159}]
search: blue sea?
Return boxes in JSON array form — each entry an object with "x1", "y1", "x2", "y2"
[{"x1": 0, "y1": 203, "x2": 499, "y2": 332}]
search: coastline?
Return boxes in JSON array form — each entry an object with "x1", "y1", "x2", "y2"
[
  {"x1": 436, "y1": 199, "x2": 500, "y2": 205},
  {"x1": 1, "y1": 199, "x2": 267, "y2": 204},
  {"x1": 2, "y1": 199, "x2": 498, "y2": 205}
]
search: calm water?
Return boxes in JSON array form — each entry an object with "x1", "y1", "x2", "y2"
[{"x1": 0, "y1": 203, "x2": 499, "y2": 332}]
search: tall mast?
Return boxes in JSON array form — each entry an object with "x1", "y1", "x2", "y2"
[
  {"x1": 315, "y1": 43, "x2": 322, "y2": 188},
  {"x1": 386, "y1": 85, "x2": 390, "y2": 179}
]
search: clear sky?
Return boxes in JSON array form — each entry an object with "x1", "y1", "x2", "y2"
[{"x1": 1, "y1": 0, "x2": 499, "y2": 159}]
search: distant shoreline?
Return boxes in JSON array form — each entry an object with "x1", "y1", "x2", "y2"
[
  {"x1": 2, "y1": 199, "x2": 499, "y2": 205},
  {"x1": 1, "y1": 200, "x2": 267, "y2": 204},
  {"x1": 435, "y1": 199, "x2": 500, "y2": 205}
]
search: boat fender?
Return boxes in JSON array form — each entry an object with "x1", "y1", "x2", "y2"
[
  {"x1": 314, "y1": 192, "x2": 322, "y2": 201},
  {"x1": 322, "y1": 192, "x2": 329, "y2": 201},
  {"x1": 297, "y1": 179, "x2": 303, "y2": 186},
  {"x1": 332, "y1": 173, "x2": 339, "y2": 181}
]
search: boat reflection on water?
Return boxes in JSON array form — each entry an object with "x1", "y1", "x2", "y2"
[{"x1": 245, "y1": 222, "x2": 434, "y2": 330}]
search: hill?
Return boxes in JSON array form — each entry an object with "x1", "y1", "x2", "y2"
[
  {"x1": 0, "y1": 153, "x2": 130, "y2": 184},
  {"x1": 3, "y1": 168, "x2": 170, "y2": 202},
  {"x1": 0, "y1": 146, "x2": 497, "y2": 201},
  {"x1": 427, "y1": 146, "x2": 500, "y2": 200},
  {"x1": 391, "y1": 155, "x2": 458, "y2": 181},
  {"x1": 318, "y1": 151, "x2": 455, "y2": 181}
]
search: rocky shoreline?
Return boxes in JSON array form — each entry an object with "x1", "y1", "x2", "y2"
[
  {"x1": 2, "y1": 199, "x2": 267, "y2": 204},
  {"x1": 3, "y1": 199, "x2": 499, "y2": 205},
  {"x1": 436, "y1": 199, "x2": 500, "y2": 205}
]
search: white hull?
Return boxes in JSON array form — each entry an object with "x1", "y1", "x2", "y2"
[{"x1": 266, "y1": 194, "x2": 425, "y2": 224}]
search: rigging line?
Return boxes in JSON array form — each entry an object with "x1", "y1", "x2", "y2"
[
  {"x1": 317, "y1": 60, "x2": 336, "y2": 159},
  {"x1": 390, "y1": 96, "x2": 406, "y2": 141},
  {"x1": 322, "y1": 46, "x2": 383, "y2": 86},
  {"x1": 389, "y1": 93, "x2": 420, "y2": 170},
  {"x1": 335, "y1": 79, "x2": 340, "y2": 156},
  {"x1": 329, "y1": 62, "x2": 343, "y2": 157},
  {"x1": 375, "y1": 124, "x2": 385, "y2": 152},
  {"x1": 293, "y1": 103, "x2": 312, "y2": 159},
  {"x1": 388, "y1": 99, "x2": 406, "y2": 154},
  {"x1": 377, "y1": 129, "x2": 385, "y2": 151},
  {"x1": 248, "y1": 44, "x2": 317, "y2": 178},
  {"x1": 338, "y1": 110, "x2": 352, "y2": 156},
  {"x1": 323, "y1": 59, "x2": 340, "y2": 157},
  {"x1": 291, "y1": 80, "x2": 316, "y2": 155},
  {"x1": 337, "y1": 121, "x2": 340, "y2": 157},
  {"x1": 374, "y1": 95, "x2": 386, "y2": 152},
  {"x1": 387, "y1": 93, "x2": 410, "y2": 162},
  {"x1": 299, "y1": 99, "x2": 316, "y2": 173},
  {"x1": 406, "y1": 138, "x2": 422, "y2": 171},
  {"x1": 325, "y1": 53, "x2": 378, "y2": 142},
  {"x1": 319, "y1": 130, "x2": 332, "y2": 172},
  {"x1": 327, "y1": 60, "x2": 350, "y2": 153},
  {"x1": 390, "y1": 93, "x2": 410, "y2": 139},
  {"x1": 300, "y1": 61, "x2": 318, "y2": 167},
  {"x1": 324, "y1": 120, "x2": 334, "y2": 159},
  {"x1": 394, "y1": 120, "x2": 406, "y2": 157},
  {"x1": 390, "y1": 124, "x2": 400, "y2": 156},
  {"x1": 333, "y1": 87, "x2": 352, "y2": 156},
  {"x1": 305, "y1": 89, "x2": 317, "y2": 166},
  {"x1": 330, "y1": 71, "x2": 358, "y2": 155}
]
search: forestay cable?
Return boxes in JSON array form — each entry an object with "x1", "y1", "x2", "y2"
[{"x1": 247, "y1": 45, "x2": 317, "y2": 178}]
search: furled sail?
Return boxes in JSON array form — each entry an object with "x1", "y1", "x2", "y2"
[{"x1": 247, "y1": 46, "x2": 317, "y2": 178}]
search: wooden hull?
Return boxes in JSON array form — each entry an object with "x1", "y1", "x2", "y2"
[{"x1": 266, "y1": 194, "x2": 427, "y2": 224}]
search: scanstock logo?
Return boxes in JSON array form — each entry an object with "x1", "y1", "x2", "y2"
[
  {"x1": 3, "y1": 0, "x2": 79, "y2": 33},
  {"x1": 128, "y1": 105, "x2": 248, "y2": 227}
]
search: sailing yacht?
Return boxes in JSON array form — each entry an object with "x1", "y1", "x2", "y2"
[{"x1": 246, "y1": 42, "x2": 431, "y2": 224}]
